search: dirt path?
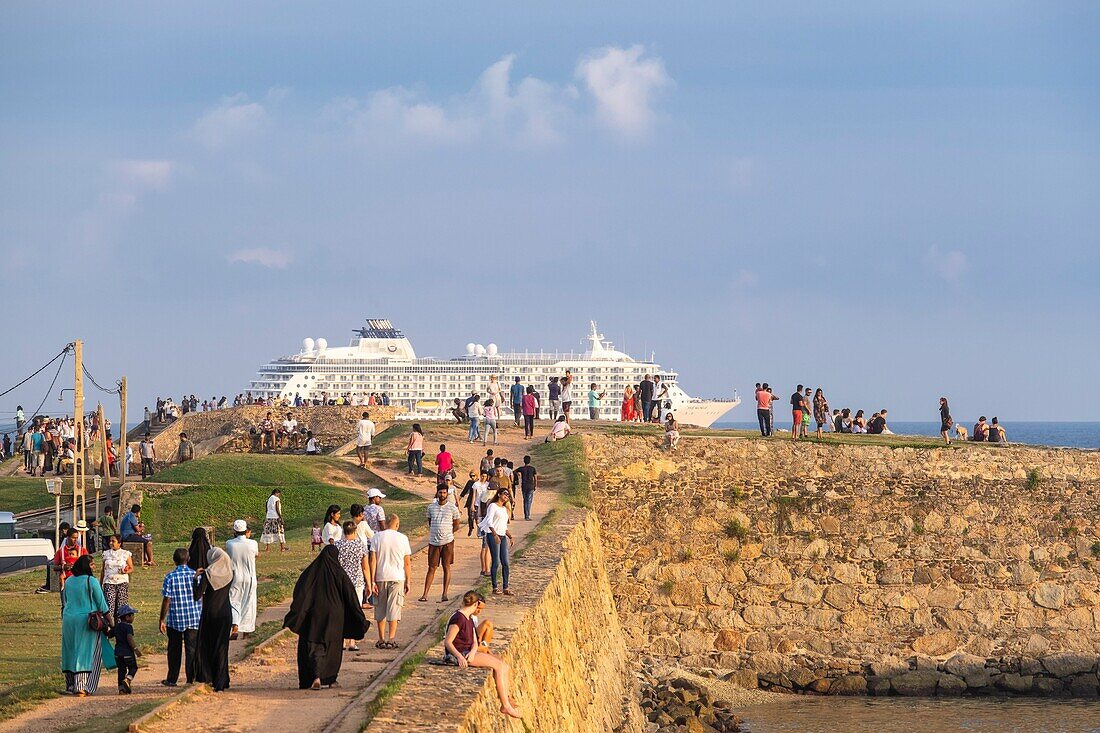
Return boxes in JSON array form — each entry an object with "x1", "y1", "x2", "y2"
[{"x1": 134, "y1": 422, "x2": 559, "y2": 733}]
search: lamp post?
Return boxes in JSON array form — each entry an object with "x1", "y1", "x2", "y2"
[
  {"x1": 92, "y1": 476, "x2": 102, "y2": 529},
  {"x1": 45, "y1": 478, "x2": 62, "y2": 549}
]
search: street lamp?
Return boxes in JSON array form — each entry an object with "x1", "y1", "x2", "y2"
[
  {"x1": 92, "y1": 475, "x2": 102, "y2": 530},
  {"x1": 45, "y1": 478, "x2": 62, "y2": 549}
]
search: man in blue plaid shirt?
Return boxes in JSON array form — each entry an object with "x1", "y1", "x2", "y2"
[{"x1": 158, "y1": 548, "x2": 202, "y2": 686}]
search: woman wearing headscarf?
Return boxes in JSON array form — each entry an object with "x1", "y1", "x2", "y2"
[
  {"x1": 190, "y1": 528, "x2": 234, "y2": 691},
  {"x1": 283, "y1": 544, "x2": 369, "y2": 690},
  {"x1": 60, "y1": 554, "x2": 116, "y2": 696}
]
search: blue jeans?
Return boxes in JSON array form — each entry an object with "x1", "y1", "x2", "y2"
[
  {"x1": 468, "y1": 416, "x2": 480, "y2": 442},
  {"x1": 486, "y1": 533, "x2": 510, "y2": 590},
  {"x1": 522, "y1": 490, "x2": 534, "y2": 520},
  {"x1": 642, "y1": 400, "x2": 654, "y2": 422},
  {"x1": 406, "y1": 450, "x2": 423, "y2": 475},
  {"x1": 482, "y1": 419, "x2": 498, "y2": 444},
  {"x1": 757, "y1": 409, "x2": 772, "y2": 437}
]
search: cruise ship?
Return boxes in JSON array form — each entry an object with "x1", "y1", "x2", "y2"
[{"x1": 247, "y1": 319, "x2": 740, "y2": 427}]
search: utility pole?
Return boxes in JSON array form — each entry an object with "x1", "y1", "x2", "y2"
[
  {"x1": 119, "y1": 376, "x2": 128, "y2": 485},
  {"x1": 97, "y1": 402, "x2": 109, "y2": 520},
  {"x1": 72, "y1": 340, "x2": 85, "y2": 528}
]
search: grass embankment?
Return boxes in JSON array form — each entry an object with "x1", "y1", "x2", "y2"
[
  {"x1": 0, "y1": 452, "x2": 427, "y2": 725},
  {"x1": 0, "y1": 476, "x2": 63, "y2": 515}
]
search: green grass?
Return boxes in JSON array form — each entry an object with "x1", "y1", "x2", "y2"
[
  {"x1": 530, "y1": 438, "x2": 590, "y2": 508},
  {"x1": 0, "y1": 476, "x2": 66, "y2": 515},
  {"x1": 152, "y1": 453, "x2": 345, "y2": 486},
  {"x1": 0, "y1": 452, "x2": 430, "y2": 723}
]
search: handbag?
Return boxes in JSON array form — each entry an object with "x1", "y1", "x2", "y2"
[{"x1": 86, "y1": 578, "x2": 110, "y2": 632}]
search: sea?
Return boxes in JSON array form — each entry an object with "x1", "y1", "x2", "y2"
[
  {"x1": 714, "y1": 421, "x2": 1100, "y2": 450},
  {"x1": 737, "y1": 696, "x2": 1100, "y2": 733}
]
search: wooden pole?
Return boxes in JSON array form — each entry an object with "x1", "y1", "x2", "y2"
[
  {"x1": 119, "y1": 376, "x2": 128, "y2": 487},
  {"x1": 72, "y1": 341, "x2": 85, "y2": 530}
]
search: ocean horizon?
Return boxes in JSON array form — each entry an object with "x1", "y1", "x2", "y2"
[
  {"x1": 3, "y1": 419, "x2": 1098, "y2": 451},
  {"x1": 714, "y1": 420, "x2": 1100, "y2": 450}
]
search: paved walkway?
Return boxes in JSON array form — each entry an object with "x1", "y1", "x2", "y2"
[{"x1": 132, "y1": 422, "x2": 558, "y2": 732}]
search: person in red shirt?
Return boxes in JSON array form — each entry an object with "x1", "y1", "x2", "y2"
[
  {"x1": 54, "y1": 527, "x2": 89, "y2": 590},
  {"x1": 755, "y1": 383, "x2": 778, "y2": 437},
  {"x1": 435, "y1": 444, "x2": 454, "y2": 482}
]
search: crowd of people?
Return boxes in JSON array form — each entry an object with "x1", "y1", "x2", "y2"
[{"x1": 1, "y1": 408, "x2": 130, "y2": 477}]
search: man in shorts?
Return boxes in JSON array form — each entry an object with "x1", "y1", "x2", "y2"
[
  {"x1": 369, "y1": 514, "x2": 411, "y2": 649},
  {"x1": 790, "y1": 385, "x2": 805, "y2": 440},
  {"x1": 419, "y1": 484, "x2": 461, "y2": 603},
  {"x1": 355, "y1": 411, "x2": 375, "y2": 468}
]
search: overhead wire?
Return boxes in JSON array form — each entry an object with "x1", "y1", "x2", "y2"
[
  {"x1": 0, "y1": 344, "x2": 73, "y2": 400},
  {"x1": 29, "y1": 350, "x2": 69, "y2": 418},
  {"x1": 82, "y1": 364, "x2": 121, "y2": 395}
]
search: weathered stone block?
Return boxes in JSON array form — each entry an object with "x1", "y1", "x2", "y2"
[
  {"x1": 892, "y1": 671, "x2": 942, "y2": 696},
  {"x1": 912, "y1": 632, "x2": 959, "y2": 657},
  {"x1": 1041, "y1": 652, "x2": 1097, "y2": 678},
  {"x1": 827, "y1": 675, "x2": 867, "y2": 695}
]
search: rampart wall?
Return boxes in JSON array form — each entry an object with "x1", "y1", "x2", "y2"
[{"x1": 583, "y1": 434, "x2": 1100, "y2": 696}]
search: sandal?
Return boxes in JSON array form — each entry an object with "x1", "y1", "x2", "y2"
[
  {"x1": 386, "y1": 641, "x2": 400, "y2": 649},
  {"x1": 375, "y1": 640, "x2": 387, "y2": 649},
  {"x1": 417, "y1": 597, "x2": 428, "y2": 602}
]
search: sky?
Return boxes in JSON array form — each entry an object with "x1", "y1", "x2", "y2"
[{"x1": 1, "y1": 1, "x2": 1098, "y2": 425}]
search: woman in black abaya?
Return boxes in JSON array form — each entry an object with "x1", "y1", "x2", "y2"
[
  {"x1": 284, "y1": 544, "x2": 369, "y2": 690},
  {"x1": 190, "y1": 528, "x2": 234, "y2": 691}
]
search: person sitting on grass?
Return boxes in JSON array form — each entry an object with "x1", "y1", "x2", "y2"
[
  {"x1": 544, "y1": 415, "x2": 571, "y2": 443},
  {"x1": 444, "y1": 591, "x2": 521, "y2": 719},
  {"x1": 987, "y1": 417, "x2": 1007, "y2": 444}
]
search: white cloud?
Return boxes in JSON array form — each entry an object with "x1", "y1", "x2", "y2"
[
  {"x1": 575, "y1": 45, "x2": 672, "y2": 141},
  {"x1": 192, "y1": 93, "x2": 267, "y2": 149},
  {"x1": 927, "y1": 246, "x2": 967, "y2": 282},
  {"x1": 108, "y1": 160, "x2": 174, "y2": 191},
  {"x1": 227, "y1": 248, "x2": 291, "y2": 269},
  {"x1": 331, "y1": 55, "x2": 577, "y2": 148}
]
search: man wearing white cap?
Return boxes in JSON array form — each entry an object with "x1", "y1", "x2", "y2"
[
  {"x1": 364, "y1": 488, "x2": 387, "y2": 533},
  {"x1": 225, "y1": 519, "x2": 259, "y2": 637}
]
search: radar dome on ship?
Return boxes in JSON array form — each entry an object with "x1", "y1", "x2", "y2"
[
  {"x1": 466, "y1": 343, "x2": 476, "y2": 355},
  {"x1": 475, "y1": 344, "x2": 486, "y2": 356},
  {"x1": 487, "y1": 343, "x2": 498, "y2": 356},
  {"x1": 316, "y1": 338, "x2": 328, "y2": 353},
  {"x1": 302, "y1": 338, "x2": 315, "y2": 354}
]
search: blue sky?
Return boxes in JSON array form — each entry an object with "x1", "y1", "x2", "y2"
[{"x1": 1, "y1": 1, "x2": 1098, "y2": 424}]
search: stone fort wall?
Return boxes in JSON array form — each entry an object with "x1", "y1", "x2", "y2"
[{"x1": 583, "y1": 434, "x2": 1100, "y2": 696}]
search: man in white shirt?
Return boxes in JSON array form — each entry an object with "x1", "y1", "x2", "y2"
[
  {"x1": 369, "y1": 515, "x2": 412, "y2": 649},
  {"x1": 225, "y1": 520, "x2": 259, "y2": 637},
  {"x1": 281, "y1": 412, "x2": 299, "y2": 450},
  {"x1": 355, "y1": 411, "x2": 375, "y2": 468}
]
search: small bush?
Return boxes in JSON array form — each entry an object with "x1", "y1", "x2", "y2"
[
  {"x1": 1026, "y1": 469, "x2": 1041, "y2": 491},
  {"x1": 1062, "y1": 526, "x2": 1079, "y2": 538},
  {"x1": 724, "y1": 519, "x2": 748, "y2": 540},
  {"x1": 677, "y1": 548, "x2": 694, "y2": 563},
  {"x1": 722, "y1": 548, "x2": 741, "y2": 564},
  {"x1": 912, "y1": 521, "x2": 925, "y2": 535},
  {"x1": 1090, "y1": 542, "x2": 1100, "y2": 558},
  {"x1": 658, "y1": 580, "x2": 676, "y2": 595},
  {"x1": 730, "y1": 486, "x2": 744, "y2": 503}
]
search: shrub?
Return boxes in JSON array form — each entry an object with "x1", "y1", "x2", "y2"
[
  {"x1": 1026, "y1": 469, "x2": 1041, "y2": 491},
  {"x1": 724, "y1": 519, "x2": 748, "y2": 540},
  {"x1": 677, "y1": 548, "x2": 694, "y2": 563},
  {"x1": 722, "y1": 548, "x2": 741, "y2": 564},
  {"x1": 658, "y1": 580, "x2": 676, "y2": 596}
]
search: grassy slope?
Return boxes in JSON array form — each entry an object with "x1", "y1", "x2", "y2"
[
  {"x1": 0, "y1": 476, "x2": 62, "y2": 515},
  {"x1": 0, "y1": 452, "x2": 427, "y2": 723}
]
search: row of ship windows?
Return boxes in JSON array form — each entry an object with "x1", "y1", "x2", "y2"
[{"x1": 268, "y1": 366, "x2": 666, "y2": 375}]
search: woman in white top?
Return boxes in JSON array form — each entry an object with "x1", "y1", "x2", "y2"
[
  {"x1": 99, "y1": 534, "x2": 134, "y2": 624},
  {"x1": 478, "y1": 490, "x2": 513, "y2": 596},
  {"x1": 261, "y1": 488, "x2": 287, "y2": 551},
  {"x1": 321, "y1": 505, "x2": 344, "y2": 545},
  {"x1": 486, "y1": 376, "x2": 503, "y2": 419}
]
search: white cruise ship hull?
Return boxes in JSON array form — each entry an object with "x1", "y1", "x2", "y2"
[{"x1": 246, "y1": 319, "x2": 740, "y2": 428}]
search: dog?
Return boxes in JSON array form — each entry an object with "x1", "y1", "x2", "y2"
[{"x1": 955, "y1": 424, "x2": 969, "y2": 441}]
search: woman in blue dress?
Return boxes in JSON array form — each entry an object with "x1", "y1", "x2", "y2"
[{"x1": 60, "y1": 554, "x2": 116, "y2": 695}]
